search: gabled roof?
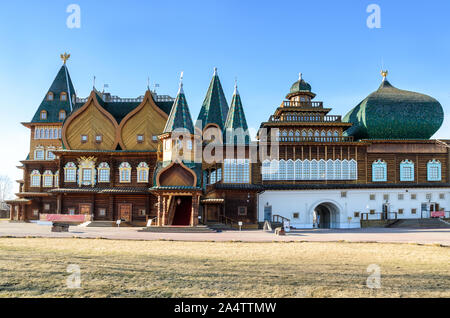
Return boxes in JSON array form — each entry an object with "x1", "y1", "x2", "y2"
[
  {"x1": 31, "y1": 65, "x2": 75, "y2": 123},
  {"x1": 197, "y1": 68, "x2": 229, "y2": 130},
  {"x1": 224, "y1": 84, "x2": 250, "y2": 144},
  {"x1": 163, "y1": 77, "x2": 194, "y2": 134}
]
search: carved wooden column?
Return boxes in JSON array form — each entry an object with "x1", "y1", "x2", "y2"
[
  {"x1": 9, "y1": 205, "x2": 14, "y2": 221},
  {"x1": 56, "y1": 194, "x2": 62, "y2": 214},
  {"x1": 191, "y1": 194, "x2": 199, "y2": 226}
]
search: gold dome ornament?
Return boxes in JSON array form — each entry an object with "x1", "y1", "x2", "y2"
[
  {"x1": 60, "y1": 52, "x2": 71, "y2": 64},
  {"x1": 380, "y1": 70, "x2": 388, "y2": 80}
]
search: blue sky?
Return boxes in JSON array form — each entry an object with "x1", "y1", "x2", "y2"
[{"x1": 0, "y1": 0, "x2": 449, "y2": 194}]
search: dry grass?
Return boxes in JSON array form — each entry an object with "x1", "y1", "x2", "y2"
[{"x1": 0, "y1": 238, "x2": 448, "y2": 298}]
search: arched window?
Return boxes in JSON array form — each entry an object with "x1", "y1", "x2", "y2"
[
  {"x1": 262, "y1": 160, "x2": 271, "y2": 180},
  {"x1": 302, "y1": 130, "x2": 307, "y2": 140},
  {"x1": 288, "y1": 130, "x2": 294, "y2": 142},
  {"x1": 60, "y1": 92, "x2": 67, "y2": 101},
  {"x1": 137, "y1": 162, "x2": 149, "y2": 183},
  {"x1": 43, "y1": 170, "x2": 53, "y2": 188},
  {"x1": 310, "y1": 160, "x2": 318, "y2": 180},
  {"x1": 400, "y1": 159, "x2": 414, "y2": 182},
  {"x1": 35, "y1": 127, "x2": 40, "y2": 139},
  {"x1": 59, "y1": 110, "x2": 66, "y2": 120},
  {"x1": 303, "y1": 160, "x2": 311, "y2": 180},
  {"x1": 286, "y1": 160, "x2": 295, "y2": 180},
  {"x1": 64, "y1": 162, "x2": 77, "y2": 183},
  {"x1": 30, "y1": 170, "x2": 41, "y2": 187},
  {"x1": 98, "y1": 162, "x2": 110, "y2": 183},
  {"x1": 326, "y1": 159, "x2": 334, "y2": 180},
  {"x1": 318, "y1": 160, "x2": 326, "y2": 180},
  {"x1": 53, "y1": 128, "x2": 58, "y2": 139},
  {"x1": 46, "y1": 147, "x2": 56, "y2": 160},
  {"x1": 270, "y1": 160, "x2": 279, "y2": 180},
  {"x1": 320, "y1": 130, "x2": 326, "y2": 142},
  {"x1": 295, "y1": 130, "x2": 300, "y2": 142},
  {"x1": 327, "y1": 131, "x2": 332, "y2": 142},
  {"x1": 342, "y1": 159, "x2": 350, "y2": 180},
  {"x1": 334, "y1": 159, "x2": 342, "y2": 180},
  {"x1": 372, "y1": 159, "x2": 387, "y2": 182},
  {"x1": 119, "y1": 162, "x2": 132, "y2": 183},
  {"x1": 349, "y1": 159, "x2": 358, "y2": 180},
  {"x1": 47, "y1": 92, "x2": 54, "y2": 101},
  {"x1": 314, "y1": 131, "x2": 320, "y2": 142},
  {"x1": 295, "y1": 159, "x2": 302, "y2": 180},
  {"x1": 40, "y1": 111, "x2": 47, "y2": 120},
  {"x1": 49, "y1": 129, "x2": 53, "y2": 139},
  {"x1": 58, "y1": 128, "x2": 62, "y2": 139},
  {"x1": 78, "y1": 158, "x2": 97, "y2": 186},
  {"x1": 40, "y1": 128, "x2": 44, "y2": 139},
  {"x1": 281, "y1": 130, "x2": 288, "y2": 142},
  {"x1": 44, "y1": 129, "x2": 49, "y2": 139},
  {"x1": 427, "y1": 159, "x2": 442, "y2": 181},
  {"x1": 279, "y1": 160, "x2": 287, "y2": 180}
]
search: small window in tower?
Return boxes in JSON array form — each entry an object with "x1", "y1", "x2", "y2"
[
  {"x1": 137, "y1": 134, "x2": 144, "y2": 143},
  {"x1": 47, "y1": 92, "x2": 54, "y2": 101},
  {"x1": 152, "y1": 135, "x2": 158, "y2": 142},
  {"x1": 81, "y1": 135, "x2": 88, "y2": 143},
  {"x1": 59, "y1": 110, "x2": 66, "y2": 120},
  {"x1": 95, "y1": 135, "x2": 102, "y2": 143},
  {"x1": 40, "y1": 111, "x2": 47, "y2": 120},
  {"x1": 60, "y1": 92, "x2": 67, "y2": 101},
  {"x1": 292, "y1": 212, "x2": 299, "y2": 219}
]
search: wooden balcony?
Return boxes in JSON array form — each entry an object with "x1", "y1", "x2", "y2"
[
  {"x1": 275, "y1": 136, "x2": 354, "y2": 143},
  {"x1": 269, "y1": 114, "x2": 342, "y2": 123}
]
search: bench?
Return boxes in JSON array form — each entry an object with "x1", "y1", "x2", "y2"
[{"x1": 51, "y1": 222, "x2": 70, "y2": 232}]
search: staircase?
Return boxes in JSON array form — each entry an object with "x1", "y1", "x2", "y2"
[
  {"x1": 387, "y1": 218, "x2": 450, "y2": 229},
  {"x1": 140, "y1": 225, "x2": 217, "y2": 233}
]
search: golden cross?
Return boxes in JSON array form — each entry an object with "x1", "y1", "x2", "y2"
[{"x1": 61, "y1": 52, "x2": 71, "y2": 64}]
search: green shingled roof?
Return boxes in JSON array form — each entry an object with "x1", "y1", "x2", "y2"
[
  {"x1": 31, "y1": 65, "x2": 75, "y2": 123},
  {"x1": 197, "y1": 69, "x2": 229, "y2": 130},
  {"x1": 224, "y1": 85, "x2": 250, "y2": 144},
  {"x1": 163, "y1": 82, "x2": 194, "y2": 134}
]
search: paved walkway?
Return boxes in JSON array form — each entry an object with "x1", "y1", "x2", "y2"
[{"x1": 1, "y1": 221, "x2": 449, "y2": 245}]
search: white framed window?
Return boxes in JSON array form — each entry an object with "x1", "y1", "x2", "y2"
[
  {"x1": 30, "y1": 170, "x2": 41, "y2": 187},
  {"x1": 43, "y1": 170, "x2": 53, "y2": 187},
  {"x1": 97, "y1": 162, "x2": 110, "y2": 183},
  {"x1": 310, "y1": 160, "x2": 318, "y2": 180},
  {"x1": 342, "y1": 160, "x2": 350, "y2": 180},
  {"x1": 223, "y1": 159, "x2": 250, "y2": 183},
  {"x1": 400, "y1": 159, "x2": 414, "y2": 181},
  {"x1": 294, "y1": 160, "x2": 302, "y2": 180},
  {"x1": 372, "y1": 159, "x2": 387, "y2": 182},
  {"x1": 318, "y1": 160, "x2": 326, "y2": 180},
  {"x1": 119, "y1": 162, "x2": 132, "y2": 183},
  {"x1": 47, "y1": 92, "x2": 54, "y2": 101},
  {"x1": 81, "y1": 168, "x2": 92, "y2": 184},
  {"x1": 40, "y1": 111, "x2": 47, "y2": 119},
  {"x1": 46, "y1": 149, "x2": 56, "y2": 160},
  {"x1": 64, "y1": 162, "x2": 77, "y2": 183},
  {"x1": 59, "y1": 110, "x2": 66, "y2": 120},
  {"x1": 34, "y1": 148, "x2": 45, "y2": 160},
  {"x1": 137, "y1": 162, "x2": 149, "y2": 183},
  {"x1": 349, "y1": 159, "x2": 358, "y2": 180},
  {"x1": 35, "y1": 127, "x2": 41, "y2": 139},
  {"x1": 286, "y1": 160, "x2": 295, "y2": 180},
  {"x1": 326, "y1": 159, "x2": 334, "y2": 180},
  {"x1": 262, "y1": 160, "x2": 271, "y2": 181},
  {"x1": 278, "y1": 160, "x2": 286, "y2": 180},
  {"x1": 427, "y1": 159, "x2": 442, "y2": 181}
]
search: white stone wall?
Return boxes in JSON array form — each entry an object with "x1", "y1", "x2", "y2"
[{"x1": 258, "y1": 188, "x2": 450, "y2": 229}]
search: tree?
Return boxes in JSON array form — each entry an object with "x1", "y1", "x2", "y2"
[{"x1": 0, "y1": 175, "x2": 13, "y2": 202}]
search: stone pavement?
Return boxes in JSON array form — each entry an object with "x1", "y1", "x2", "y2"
[{"x1": 1, "y1": 221, "x2": 449, "y2": 245}]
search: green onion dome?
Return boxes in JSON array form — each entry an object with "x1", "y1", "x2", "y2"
[
  {"x1": 286, "y1": 73, "x2": 316, "y2": 99},
  {"x1": 343, "y1": 73, "x2": 444, "y2": 140}
]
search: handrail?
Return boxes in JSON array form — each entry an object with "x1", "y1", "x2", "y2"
[
  {"x1": 276, "y1": 136, "x2": 354, "y2": 143},
  {"x1": 269, "y1": 114, "x2": 342, "y2": 123},
  {"x1": 219, "y1": 215, "x2": 239, "y2": 228},
  {"x1": 281, "y1": 101, "x2": 323, "y2": 108},
  {"x1": 272, "y1": 214, "x2": 290, "y2": 224}
]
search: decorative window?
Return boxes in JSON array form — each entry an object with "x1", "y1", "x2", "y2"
[
  {"x1": 47, "y1": 92, "x2": 54, "y2": 101},
  {"x1": 342, "y1": 160, "x2": 349, "y2": 180},
  {"x1": 59, "y1": 110, "x2": 66, "y2": 120},
  {"x1": 64, "y1": 162, "x2": 77, "y2": 183},
  {"x1": 400, "y1": 159, "x2": 414, "y2": 181},
  {"x1": 286, "y1": 160, "x2": 294, "y2": 180},
  {"x1": 349, "y1": 160, "x2": 358, "y2": 180},
  {"x1": 238, "y1": 206, "x2": 247, "y2": 216},
  {"x1": 97, "y1": 162, "x2": 110, "y2": 183},
  {"x1": 81, "y1": 135, "x2": 88, "y2": 143},
  {"x1": 58, "y1": 128, "x2": 62, "y2": 139},
  {"x1": 35, "y1": 127, "x2": 41, "y2": 139},
  {"x1": 46, "y1": 148, "x2": 56, "y2": 160},
  {"x1": 43, "y1": 171, "x2": 53, "y2": 187},
  {"x1": 40, "y1": 111, "x2": 47, "y2": 120},
  {"x1": 318, "y1": 160, "x2": 326, "y2": 180},
  {"x1": 326, "y1": 160, "x2": 334, "y2": 180},
  {"x1": 119, "y1": 162, "x2": 132, "y2": 183},
  {"x1": 34, "y1": 147, "x2": 45, "y2": 160},
  {"x1": 223, "y1": 159, "x2": 250, "y2": 183},
  {"x1": 278, "y1": 160, "x2": 286, "y2": 180},
  {"x1": 295, "y1": 130, "x2": 300, "y2": 142},
  {"x1": 152, "y1": 135, "x2": 158, "y2": 142},
  {"x1": 303, "y1": 160, "x2": 310, "y2": 180},
  {"x1": 270, "y1": 160, "x2": 279, "y2": 181},
  {"x1": 54, "y1": 171, "x2": 59, "y2": 187},
  {"x1": 77, "y1": 157, "x2": 97, "y2": 187},
  {"x1": 95, "y1": 135, "x2": 102, "y2": 143},
  {"x1": 334, "y1": 160, "x2": 342, "y2": 180},
  {"x1": 49, "y1": 129, "x2": 53, "y2": 139},
  {"x1": 187, "y1": 139, "x2": 193, "y2": 150},
  {"x1": 262, "y1": 160, "x2": 271, "y2": 181},
  {"x1": 294, "y1": 160, "x2": 302, "y2": 180},
  {"x1": 372, "y1": 159, "x2": 387, "y2": 182},
  {"x1": 44, "y1": 129, "x2": 49, "y2": 139},
  {"x1": 427, "y1": 160, "x2": 442, "y2": 181},
  {"x1": 309, "y1": 160, "x2": 318, "y2": 180},
  {"x1": 137, "y1": 134, "x2": 144, "y2": 143},
  {"x1": 60, "y1": 92, "x2": 67, "y2": 101},
  {"x1": 314, "y1": 131, "x2": 320, "y2": 142},
  {"x1": 53, "y1": 128, "x2": 58, "y2": 139},
  {"x1": 30, "y1": 170, "x2": 41, "y2": 187},
  {"x1": 81, "y1": 168, "x2": 92, "y2": 184},
  {"x1": 137, "y1": 162, "x2": 149, "y2": 183}
]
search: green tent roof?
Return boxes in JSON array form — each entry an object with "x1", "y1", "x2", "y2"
[
  {"x1": 163, "y1": 81, "x2": 194, "y2": 134},
  {"x1": 31, "y1": 65, "x2": 75, "y2": 123},
  {"x1": 197, "y1": 68, "x2": 229, "y2": 130},
  {"x1": 224, "y1": 84, "x2": 250, "y2": 144}
]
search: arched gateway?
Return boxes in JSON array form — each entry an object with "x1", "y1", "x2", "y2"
[{"x1": 312, "y1": 201, "x2": 341, "y2": 229}]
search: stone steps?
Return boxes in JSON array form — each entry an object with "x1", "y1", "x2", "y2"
[
  {"x1": 140, "y1": 225, "x2": 217, "y2": 233},
  {"x1": 388, "y1": 218, "x2": 450, "y2": 229}
]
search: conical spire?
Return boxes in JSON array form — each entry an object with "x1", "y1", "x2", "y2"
[
  {"x1": 224, "y1": 81, "x2": 250, "y2": 144},
  {"x1": 163, "y1": 72, "x2": 194, "y2": 134},
  {"x1": 197, "y1": 68, "x2": 229, "y2": 130},
  {"x1": 31, "y1": 55, "x2": 76, "y2": 123}
]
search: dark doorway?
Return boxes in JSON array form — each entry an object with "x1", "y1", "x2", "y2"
[
  {"x1": 316, "y1": 204, "x2": 332, "y2": 229},
  {"x1": 172, "y1": 196, "x2": 192, "y2": 226}
]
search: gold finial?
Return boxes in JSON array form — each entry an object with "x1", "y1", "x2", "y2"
[
  {"x1": 60, "y1": 52, "x2": 70, "y2": 64},
  {"x1": 381, "y1": 70, "x2": 388, "y2": 80}
]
